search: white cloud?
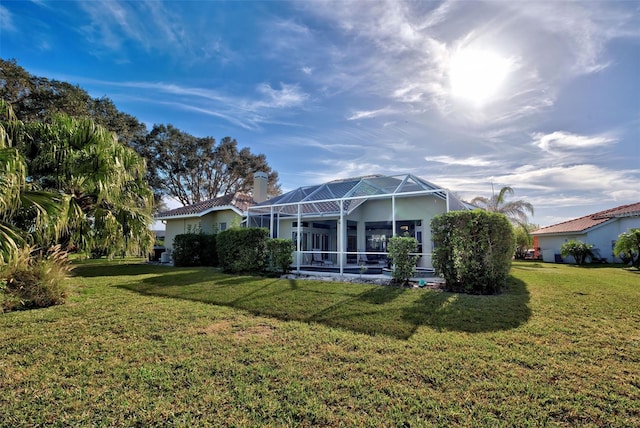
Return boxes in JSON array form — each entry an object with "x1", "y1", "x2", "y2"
[
  {"x1": 506, "y1": 2, "x2": 639, "y2": 75},
  {"x1": 499, "y1": 164, "x2": 636, "y2": 193},
  {"x1": 347, "y1": 108, "x2": 394, "y2": 121},
  {"x1": 75, "y1": 1, "x2": 212, "y2": 62},
  {"x1": 532, "y1": 131, "x2": 616, "y2": 153},
  {"x1": 78, "y1": 1, "x2": 139, "y2": 51},
  {"x1": 298, "y1": 0, "x2": 639, "y2": 132},
  {"x1": 425, "y1": 155, "x2": 494, "y2": 167},
  {"x1": 0, "y1": 5, "x2": 15, "y2": 32},
  {"x1": 254, "y1": 83, "x2": 309, "y2": 109}
]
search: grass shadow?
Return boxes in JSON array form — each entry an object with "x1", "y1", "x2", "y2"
[
  {"x1": 358, "y1": 286, "x2": 407, "y2": 304},
  {"x1": 576, "y1": 263, "x2": 632, "y2": 269}
]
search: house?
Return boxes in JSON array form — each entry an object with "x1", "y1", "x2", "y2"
[
  {"x1": 156, "y1": 172, "x2": 268, "y2": 252},
  {"x1": 246, "y1": 173, "x2": 470, "y2": 274},
  {"x1": 532, "y1": 202, "x2": 640, "y2": 263}
]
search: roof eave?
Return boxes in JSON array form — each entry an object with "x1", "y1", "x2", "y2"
[
  {"x1": 155, "y1": 205, "x2": 246, "y2": 221},
  {"x1": 532, "y1": 218, "x2": 614, "y2": 236}
]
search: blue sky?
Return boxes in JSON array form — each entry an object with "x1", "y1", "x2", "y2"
[{"x1": 1, "y1": 0, "x2": 639, "y2": 227}]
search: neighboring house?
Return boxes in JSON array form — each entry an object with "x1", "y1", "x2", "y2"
[
  {"x1": 156, "y1": 192, "x2": 256, "y2": 252},
  {"x1": 246, "y1": 173, "x2": 470, "y2": 273},
  {"x1": 532, "y1": 202, "x2": 640, "y2": 263},
  {"x1": 156, "y1": 172, "x2": 270, "y2": 253}
]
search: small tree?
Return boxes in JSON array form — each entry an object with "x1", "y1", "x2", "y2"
[
  {"x1": 514, "y1": 224, "x2": 532, "y2": 259},
  {"x1": 560, "y1": 240, "x2": 594, "y2": 265},
  {"x1": 613, "y1": 228, "x2": 640, "y2": 269},
  {"x1": 266, "y1": 238, "x2": 295, "y2": 274},
  {"x1": 387, "y1": 236, "x2": 418, "y2": 286}
]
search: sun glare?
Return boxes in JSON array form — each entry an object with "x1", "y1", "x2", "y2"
[{"x1": 449, "y1": 48, "x2": 512, "y2": 107}]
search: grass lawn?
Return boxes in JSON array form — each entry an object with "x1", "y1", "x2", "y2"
[{"x1": 1, "y1": 260, "x2": 638, "y2": 427}]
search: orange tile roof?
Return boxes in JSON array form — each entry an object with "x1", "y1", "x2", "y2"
[
  {"x1": 533, "y1": 202, "x2": 640, "y2": 235},
  {"x1": 156, "y1": 192, "x2": 255, "y2": 219}
]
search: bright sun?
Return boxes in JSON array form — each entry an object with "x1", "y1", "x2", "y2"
[{"x1": 449, "y1": 48, "x2": 512, "y2": 107}]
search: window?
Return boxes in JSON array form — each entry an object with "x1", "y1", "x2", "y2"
[
  {"x1": 396, "y1": 220, "x2": 423, "y2": 253},
  {"x1": 365, "y1": 221, "x2": 392, "y2": 252},
  {"x1": 218, "y1": 222, "x2": 227, "y2": 232}
]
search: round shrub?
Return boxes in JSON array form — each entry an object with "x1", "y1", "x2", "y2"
[
  {"x1": 1, "y1": 245, "x2": 71, "y2": 312},
  {"x1": 560, "y1": 240, "x2": 594, "y2": 265}
]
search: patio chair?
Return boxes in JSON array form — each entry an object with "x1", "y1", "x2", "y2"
[
  {"x1": 311, "y1": 249, "x2": 334, "y2": 266},
  {"x1": 358, "y1": 251, "x2": 380, "y2": 265}
]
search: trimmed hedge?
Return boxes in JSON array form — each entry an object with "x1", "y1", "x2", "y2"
[
  {"x1": 172, "y1": 233, "x2": 217, "y2": 267},
  {"x1": 431, "y1": 210, "x2": 514, "y2": 294},
  {"x1": 217, "y1": 228, "x2": 270, "y2": 274}
]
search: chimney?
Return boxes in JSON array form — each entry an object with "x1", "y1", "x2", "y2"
[{"x1": 253, "y1": 171, "x2": 268, "y2": 203}]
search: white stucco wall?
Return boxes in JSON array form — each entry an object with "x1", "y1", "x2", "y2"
[{"x1": 537, "y1": 234, "x2": 587, "y2": 263}]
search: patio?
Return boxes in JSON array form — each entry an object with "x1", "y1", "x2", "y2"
[{"x1": 247, "y1": 174, "x2": 469, "y2": 275}]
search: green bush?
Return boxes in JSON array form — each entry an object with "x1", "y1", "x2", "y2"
[
  {"x1": 387, "y1": 236, "x2": 419, "y2": 286},
  {"x1": 217, "y1": 228, "x2": 269, "y2": 274},
  {"x1": 172, "y1": 233, "x2": 217, "y2": 267},
  {"x1": 1, "y1": 245, "x2": 71, "y2": 313},
  {"x1": 613, "y1": 228, "x2": 640, "y2": 269},
  {"x1": 560, "y1": 240, "x2": 594, "y2": 265},
  {"x1": 431, "y1": 210, "x2": 514, "y2": 294},
  {"x1": 266, "y1": 238, "x2": 295, "y2": 274},
  {"x1": 514, "y1": 225, "x2": 532, "y2": 259}
]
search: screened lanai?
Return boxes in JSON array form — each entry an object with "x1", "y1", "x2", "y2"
[{"x1": 246, "y1": 174, "x2": 469, "y2": 275}]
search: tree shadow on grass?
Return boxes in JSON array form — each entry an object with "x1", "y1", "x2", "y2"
[
  {"x1": 302, "y1": 277, "x2": 531, "y2": 339},
  {"x1": 358, "y1": 286, "x2": 407, "y2": 304},
  {"x1": 401, "y1": 276, "x2": 531, "y2": 334},
  {"x1": 116, "y1": 267, "x2": 532, "y2": 340},
  {"x1": 72, "y1": 262, "x2": 197, "y2": 278}
]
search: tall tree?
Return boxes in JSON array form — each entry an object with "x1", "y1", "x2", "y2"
[
  {"x1": 0, "y1": 59, "x2": 147, "y2": 148},
  {"x1": 470, "y1": 185, "x2": 534, "y2": 226},
  {"x1": 143, "y1": 124, "x2": 280, "y2": 205},
  {"x1": 1, "y1": 59, "x2": 282, "y2": 208}
]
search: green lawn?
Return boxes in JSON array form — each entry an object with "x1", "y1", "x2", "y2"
[{"x1": 1, "y1": 260, "x2": 638, "y2": 427}]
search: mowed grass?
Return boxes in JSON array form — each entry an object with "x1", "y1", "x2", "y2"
[{"x1": 1, "y1": 260, "x2": 638, "y2": 427}]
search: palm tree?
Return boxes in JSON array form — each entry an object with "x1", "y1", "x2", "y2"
[
  {"x1": 0, "y1": 101, "x2": 63, "y2": 263},
  {"x1": 470, "y1": 185, "x2": 534, "y2": 226},
  {"x1": 23, "y1": 114, "x2": 155, "y2": 257},
  {"x1": 1, "y1": 100, "x2": 154, "y2": 259}
]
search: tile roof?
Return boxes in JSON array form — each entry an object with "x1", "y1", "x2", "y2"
[
  {"x1": 155, "y1": 192, "x2": 255, "y2": 219},
  {"x1": 532, "y1": 202, "x2": 640, "y2": 235}
]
